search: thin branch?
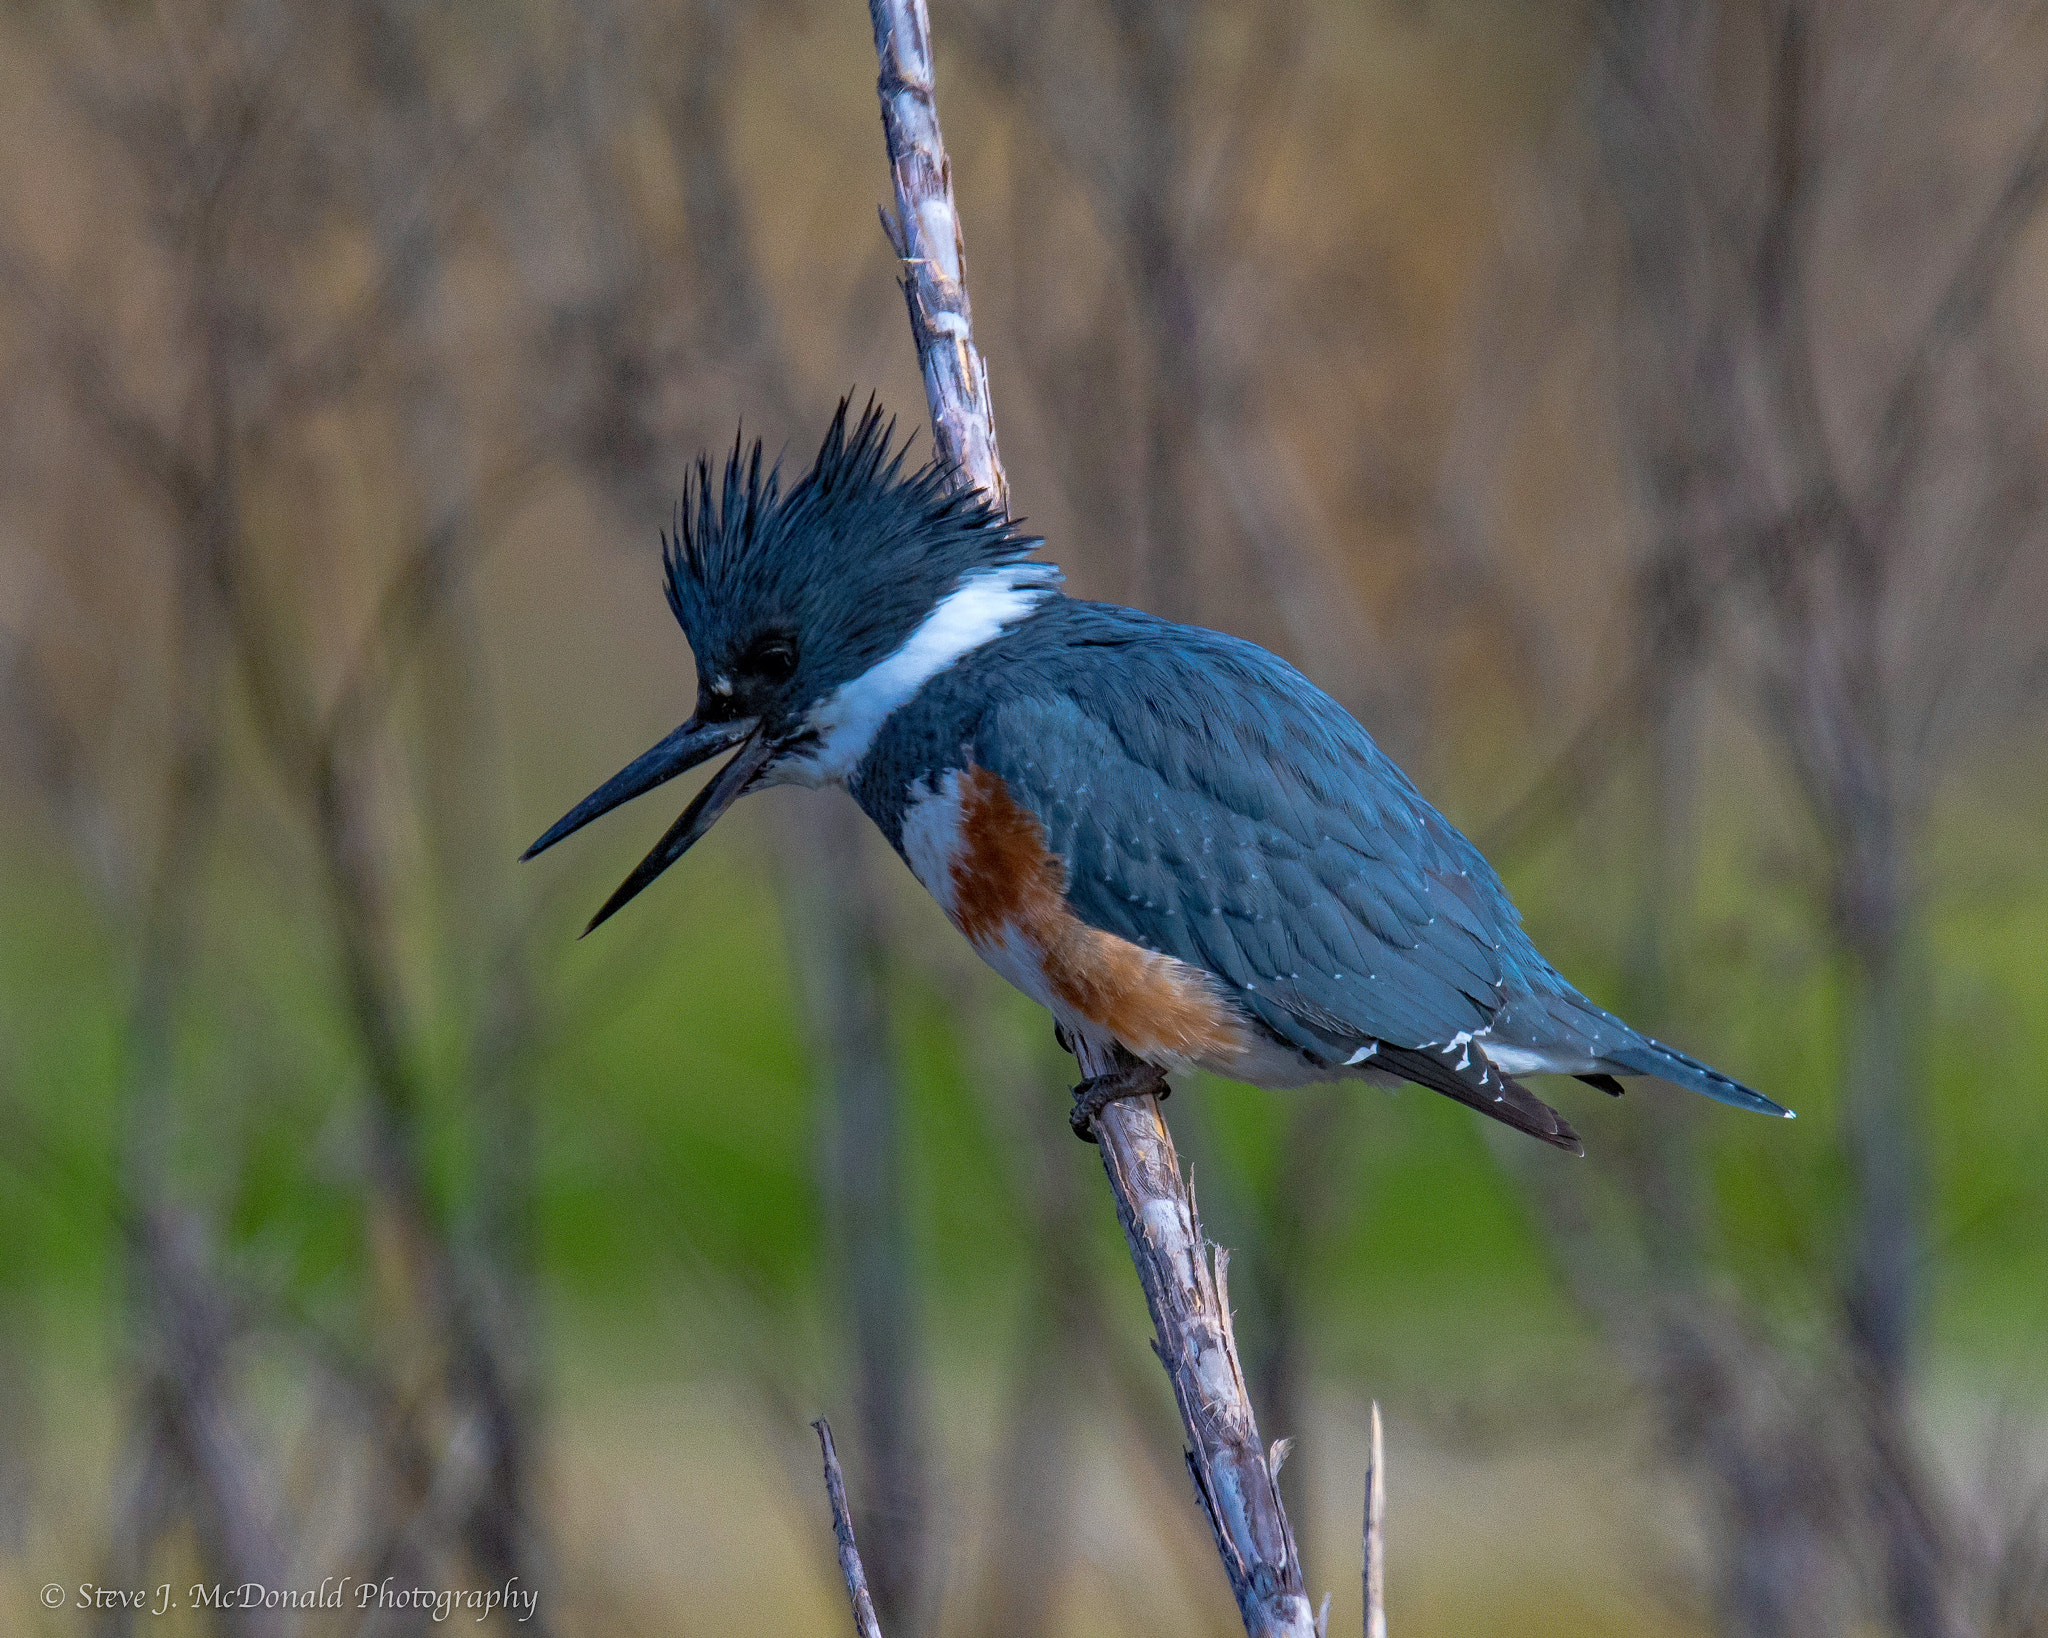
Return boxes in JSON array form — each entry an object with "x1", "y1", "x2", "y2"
[
  {"x1": 866, "y1": 0, "x2": 1009, "y2": 508},
  {"x1": 1364, "y1": 1402, "x2": 1385, "y2": 1638},
  {"x1": 1076, "y1": 1042, "x2": 1318, "y2": 1637},
  {"x1": 864, "y1": 5, "x2": 1316, "y2": 1631},
  {"x1": 0, "y1": 234, "x2": 205, "y2": 518},
  {"x1": 317, "y1": 454, "x2": 545, "y2": 763},
  {"x1": 813, "y1": 1419, "x2": 886, "y2": 1638},
  {"x1": 1861, "y1": 77, "x2": 2048, "y2": 539}
]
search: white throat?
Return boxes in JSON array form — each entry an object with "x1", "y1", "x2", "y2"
[{"x1": 771, "y1": 565, "x2": 1058, "y2": 788}]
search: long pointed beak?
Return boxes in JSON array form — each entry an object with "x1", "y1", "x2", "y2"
[
  {"x1": 522, "y1": 716, "x2": 754, "y2": 863},
  {"x1": 577, "y1": 728, "x2": 777, "y2": 936}
]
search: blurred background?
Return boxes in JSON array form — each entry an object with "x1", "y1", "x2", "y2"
[{"x1": 1, "y1": 1, "x2": 2045, "y2": 1634}]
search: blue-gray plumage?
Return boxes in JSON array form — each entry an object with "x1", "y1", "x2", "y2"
[{"x1": 527, "y1": 399, "x2": 1792, "y2": 1154}]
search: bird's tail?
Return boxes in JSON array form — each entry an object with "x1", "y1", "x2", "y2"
[
  {"x1": 1498, "y1": 985, "x2": 1793, "y2": 1121},
  {"x1": 1603, "y1": 1035, "x2": 1793, "y2": 1119}
]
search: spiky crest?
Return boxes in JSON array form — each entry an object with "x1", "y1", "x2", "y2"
[{"x1": 662, "y1": 396, "x2": 1040, "y2": 643}]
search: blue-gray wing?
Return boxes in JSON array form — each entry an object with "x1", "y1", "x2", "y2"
[{"x1": 966, "y1": 626, "x2": 1547, "y2": 1068}]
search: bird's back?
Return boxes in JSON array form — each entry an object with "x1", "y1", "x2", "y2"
[
  {"x1": 860, "y1": 598, "x2": 1534, "y2": 1037},
  {"x1": 854, "y1": 595, "x2": 1785, "y2": 1136}
]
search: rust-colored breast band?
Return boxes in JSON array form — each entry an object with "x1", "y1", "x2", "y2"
[{"x1": 949, "y1": 765, "x2": 1248, "y2": 1065}]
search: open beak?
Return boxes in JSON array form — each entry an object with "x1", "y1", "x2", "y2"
[{"x1": 521, "y1": 715, "x2": 773, "y2": 935}]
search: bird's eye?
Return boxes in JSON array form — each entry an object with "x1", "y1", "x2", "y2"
[{"x1": 745, "y1": 635, "x2": 798, "y2": 683}]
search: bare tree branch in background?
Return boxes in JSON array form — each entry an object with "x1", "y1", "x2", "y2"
[
  {"x1": 1460, "y1": 5, "x2": 2048, "y2": 1636},
  {"x1": 804, "y1": 863, "x2": 932, "y2": 1635},
  {"x1": 947, "y1": 1000, "x2": 1091, "y2": 1638},
  {"x1": 0, "y1": 26, "x2": 300, "y2": 1634},
  {"x1": 515, "y1": 3, "x2": 939, "y2": 1622},
  {"x1": 0, "y1": 6, "x2": 562, "y2": 1626}
]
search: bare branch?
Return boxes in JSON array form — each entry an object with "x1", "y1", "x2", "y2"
[
  {"x1": 1364, "y1": 1402, "x2": 1385, "y2": 1638},
  {"x1": 866, "y1": 0, "x2": 1008, "y2": 508},
  {"x1": 813, "y1": 1419, "x2": 886, "y2": 1638},
  {"x1": 863, "y1": 7, "x2": 1317, "y2": 1631},
  {"x1": 0, "y1": 235, "x2": 204, "y2": 518},
  {"x1": 1075, "y1": 1041, "x2": 1317, "y2": 1638},
  {"x1": 1862, "y1": 79, "x2": 2048, "y2": 537},
  {"x1": 317, "y1": 455, "x2": 545, "y2": 763}
]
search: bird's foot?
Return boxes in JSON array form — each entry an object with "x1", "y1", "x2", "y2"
[{"x1": 1069, "y1": 1058, "x2": 1170, "y2": 1143}]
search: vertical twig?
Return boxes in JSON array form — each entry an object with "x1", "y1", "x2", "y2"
[
  {"x1": 865, "y1": 0, "x2": 1008, "y2": 510},
  {"x1": 815, "y1": 1419, "x2": 887, "y2": 1638},
  {"x1": 863, "y1": 4, "x2": 1316, "y2": 1633},
  {"x1": 1364, "y1": 1402, "x2": 1385, "y2": 1638}
]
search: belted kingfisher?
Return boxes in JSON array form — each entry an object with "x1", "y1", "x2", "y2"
[{"x1": 526, "y1": 400, "x2": 1790, "y2": 1153}]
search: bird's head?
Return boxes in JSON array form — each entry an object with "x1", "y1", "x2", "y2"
[{"x1": 524, "y1": 397, "x2": 1057, "y2": 932}]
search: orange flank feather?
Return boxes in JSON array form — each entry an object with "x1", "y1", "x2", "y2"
[{"x1": 948, "y1": 766, "x2": 1249, "y2": 1065}]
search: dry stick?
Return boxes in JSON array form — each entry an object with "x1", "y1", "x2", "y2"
[
  {"x1": 1364, "y1": 1402, "x2": 1386, "y2": 1638},
  {"x1": 865, "y1": 0, "x2": 1007, "y2": 515},
  {"x1": 814, "y1": 1419, "x2": 886, "y2": 1638},
  {"x1": 862, "y1": 4, "x2": 1317, "y2": 1633},
  {"x1": 1076, "y1": 1042, "x2": 1321, "y2": 1638}
]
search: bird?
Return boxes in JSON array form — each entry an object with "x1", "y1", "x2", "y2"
[{"x1": 524, "y1": 399, "x2": 1791, "y2": 1153}]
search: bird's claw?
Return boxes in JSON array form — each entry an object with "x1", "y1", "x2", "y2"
[{"x1": 1069, "y1": 1062, "x2": 1170, "y2": 1143}]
